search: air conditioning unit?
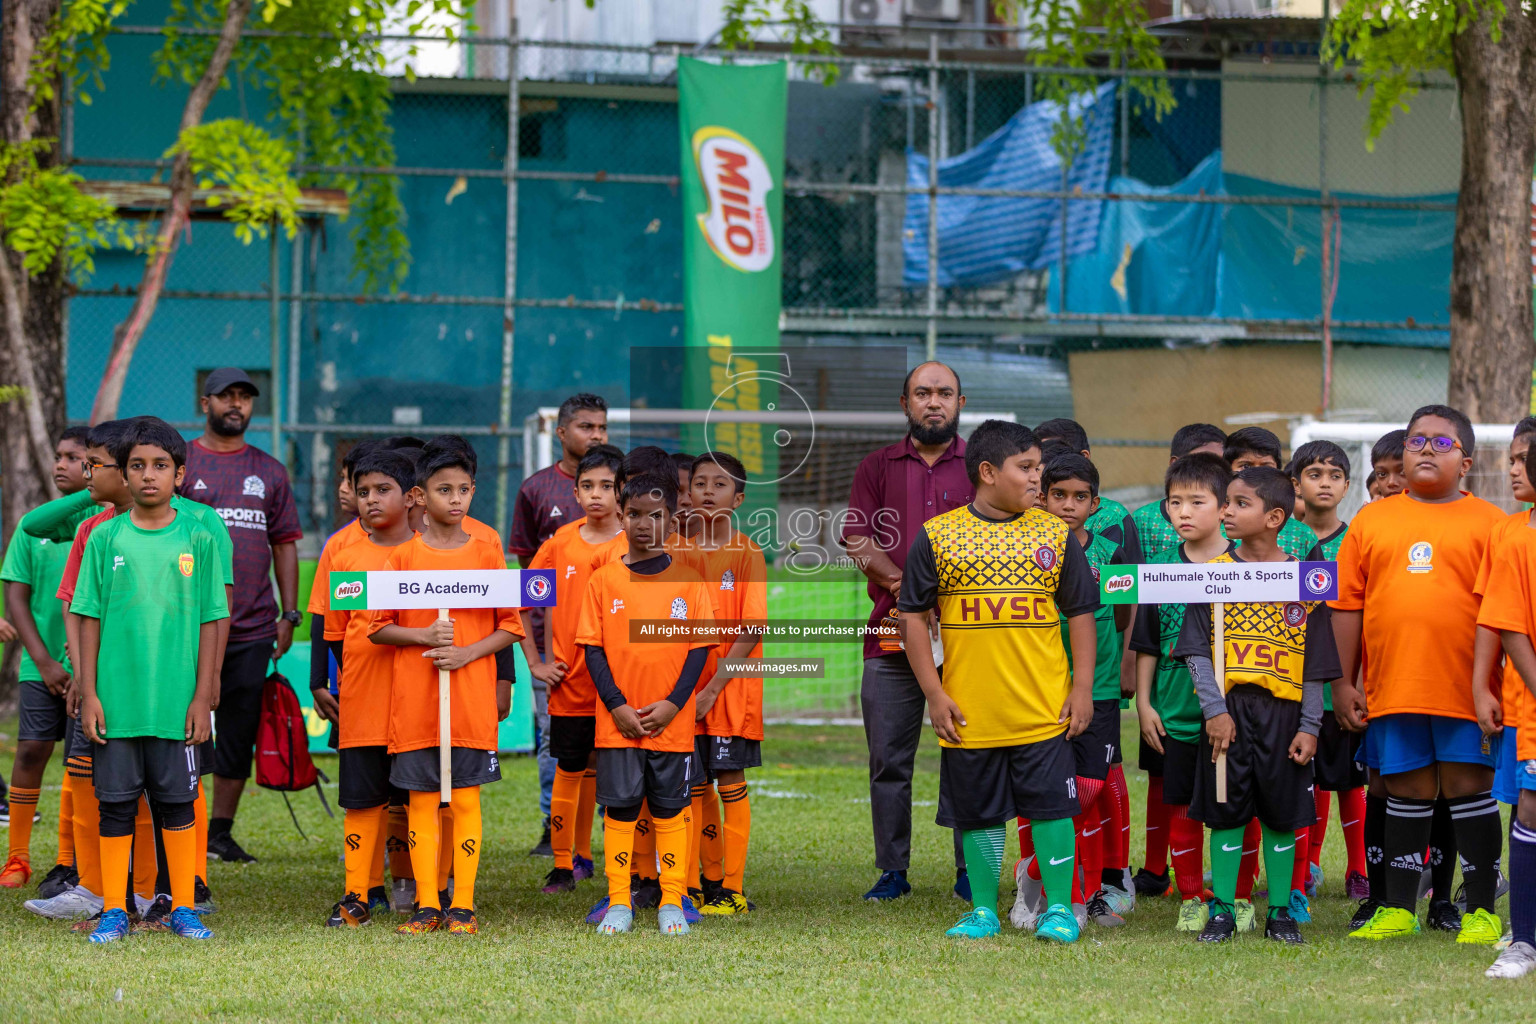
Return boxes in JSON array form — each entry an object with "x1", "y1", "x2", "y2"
[
  {"x1": 905, "y1": 0, "x2": 963, "y2": 19},
  {"x1": 844, "y1": 0, "x2": 902, "y2": 27}
]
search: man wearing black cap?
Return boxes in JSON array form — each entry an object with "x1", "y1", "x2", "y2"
[{"x1": 179, "y1": 368, "x2": 303, "y2": 862}]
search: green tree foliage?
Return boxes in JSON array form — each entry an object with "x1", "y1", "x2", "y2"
[{"x1": 0, "y1": 141, "x2": 125, "y2": 277}]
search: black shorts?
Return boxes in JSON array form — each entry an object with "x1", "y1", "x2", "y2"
[
  {"x1": 1161, "y1": 735, "x2": 1201, "y2": 806},
  {"x1": 1190, "y1": 685, "x2": 1318, "y2": 832},
  {"x1": 549, "y1": 715, "x2": 597, "y2": 762},
  {"x1": 1139, "y1": 735, "x2": 1165, "y2": 776},
  {"x1": 1071, "y1": 700, "x2": 1123, "y2": 781},
  {"x1": 1313, "y1": 715, "x2": 1366, "y2": 792},
  {"x1": 339, "y1": 745, "x2": 393, "y2": 809},
  {"x1": 936, "y1": 736, "x2": 1081, "y2": 830},
  {"x1": 706, "y1": 735, "x2": 762, "y2": 773},
  {"x1": 693, "y1": 735, "x2": 716, "y2": 785},
  {"x1": 64, "y1": 716, "x2": 93, "y2": 760},
  {"x1": 595, "y1": 747, "x2": 693, "y2": 817},
  {"x1": 211, "y1": 639, "x2": 273, "y2": 780},
  {"x1": 18, "y1": 679, "x2": 66, "y2": 742},
  {"x1": 93, "y1": 737, "x2": 201, "y2": 804},
  {"x1": 389, "y1": 747, "x2": 502, "y2": 793}
]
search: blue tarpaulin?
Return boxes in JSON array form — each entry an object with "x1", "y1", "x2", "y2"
[{"x1": 904, "y1": 83, "x2": 1117, "y2": 287}]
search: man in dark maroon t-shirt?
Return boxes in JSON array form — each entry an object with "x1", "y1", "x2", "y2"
[
  {"x1": 509, "y1": 392, "x2": 608, "y2": 856},
  {"x1": 842, "y1": 361, "x2": 974, "y2": 902},
  {"x1": 178, "y1": 367, "x2": 302, "y2": 863}
]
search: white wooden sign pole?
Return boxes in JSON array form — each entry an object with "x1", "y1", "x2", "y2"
[{"x1": 438, "y1": 606, "x2": 452, "y2": 802}]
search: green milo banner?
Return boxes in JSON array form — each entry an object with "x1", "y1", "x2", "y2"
[{"x1": 678, "y1": 57, "x2": 786, "y2": 508}]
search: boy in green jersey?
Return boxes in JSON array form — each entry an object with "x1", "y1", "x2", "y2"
[
  {"x1": 1035, "y1": 419, "x2": 1129, "y2": 545},
  {"x1": 1131, "y1": 453, "x2": 1236, "y2": 933},
  {"x1": 1224, "y1": 426, "x2": 1322, "y2": 560},
  {"x1": 73, "y1": 418, "x2": 228, "y2": 944}
]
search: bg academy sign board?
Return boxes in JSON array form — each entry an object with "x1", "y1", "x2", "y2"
[
  {"x1": 329, "y1": 570, "x2": 557, "y2": 611},
  {"x1": 1098, "y1": 561, "x2": 1339, "y2": 605}
]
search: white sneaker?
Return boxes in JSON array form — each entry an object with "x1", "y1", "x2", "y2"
[
  {"x1": 1485, "y1": 941, "x2": 1536, "y2": 979},
  {"x1": 1009, "y1": 858, "x2": 1044, "y2": 931},
  {"x1": 24, "y1": 885, "x2": 104, "y2": 920},
  {"x1": 134, "y1": 893, "x2": 153, "y2": 916}
]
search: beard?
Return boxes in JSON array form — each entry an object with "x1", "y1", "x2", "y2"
[
  {"x1": 208, "y1": 410, "x2": 248, "y2": 437},
  {"x1": 908, "y1": 413, "x2": 959, "y2": 447}
]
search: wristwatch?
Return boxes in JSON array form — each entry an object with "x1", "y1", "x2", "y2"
[{"x1": 281, "y1": 610, "x2": 302, "y2": 626}]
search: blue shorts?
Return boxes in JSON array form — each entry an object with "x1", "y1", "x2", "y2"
[
  {"x1": 1363, "y1": 713, "x2": 1495, "y2": 776},
  {"x1": 1494, "y1": 727, "x2": 1536, "y2": 803}
]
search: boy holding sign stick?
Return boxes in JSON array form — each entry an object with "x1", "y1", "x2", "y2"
[
  {"x1": 1172, "y1": 467, "x2": 1342, "y2": 945},
  {"x1": 369, "y1": 440, "x2": 522, "y2": 936}
]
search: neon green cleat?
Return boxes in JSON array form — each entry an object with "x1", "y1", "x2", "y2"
[
  {"x1": 945, "y1": 907, "x2": 1001, "y2": 939},
  {"x1": 1175, "y1": 897, "x2": 1209, "y2": 933},
  {"x1": 1035, "y1": 904, "x2": 1080, "y2": 944},
  {"x1": 1456, "y1": 908, "x2": 1503, "y2": 945},
  {"x1": 1233, "y1": 899, "x2": 1256, "y2": 933},
  {"x1": 1349, "y1": 905, "x2": 1420, "y2": 940}
]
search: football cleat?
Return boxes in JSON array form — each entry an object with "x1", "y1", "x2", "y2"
[
  {"x1": 396, "y1": 907, "x2": 445, "y2": 935},
  {"x1": 945, "y1": 907, "x2": 1001, "y2": 939},
  {"x1": 326, "y1": 893, "x2": 372, "y2": 928}
]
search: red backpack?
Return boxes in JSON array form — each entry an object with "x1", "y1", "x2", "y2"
[{"x1": 255, "y1": 671, "x2": 332, "y2": 834}]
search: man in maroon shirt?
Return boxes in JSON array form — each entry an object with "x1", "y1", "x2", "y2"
[
  {"x1": 178, "y1": 368, "x2": 302, "y2": 863},
  {"x1": 509, "y1": 392, "x2": 608, "y2": 856},
  {"x1": 843, "y1": 361, "x2": 974, "y2": 902}
]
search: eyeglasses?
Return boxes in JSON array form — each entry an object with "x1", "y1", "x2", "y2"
[
  {"x1": 82, "y1": 461, "x2": 118, "y2": 479},
  {"x1": 1404, "y1": 434, "x2": 1463, "y2": 455}
]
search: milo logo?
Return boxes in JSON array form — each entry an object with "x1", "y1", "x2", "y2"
[
  {"x1": 1104, "y1": 573, "x2": 1135, "y2": 595},
  {"x1": 692, "y1": 126, "x2": 775, "y2": 273},
  {"x1": 334, "y1": 580, "x2": 363, "y2": 601}
]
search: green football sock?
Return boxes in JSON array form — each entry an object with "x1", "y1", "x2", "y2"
[
  {"x1": 1210, "y1": 825, "x2": 1245, "y2": 909},
  {"x1": 961, "y1": 826, "x2": 1007, "y2": 916},
  {"x1": 1031, "y1": 817, "x2": 1076, "y2": 908},
  {"x1": 1261, "y1": 823, "x2": 1296, "y2": 912}
]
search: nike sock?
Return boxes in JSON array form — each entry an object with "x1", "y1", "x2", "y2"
[
  {"x1": 700, "y1": 788, "x2": 723, "y2": 885},
  {"x1": 449, "y1": 786, "x2": 482, "y2": 910},
  {"x1": 576, "y1": 770, "x2": 598, "y2": 862},
  {"x1": 1429, "y1": 796, "x2": 1458, "y2": 900},
  {"x1": 437, "y1": 805, "x2": 453, "y2": 893},
  {"x1": 1031, "y1": 816, "x2": 1077, "y2": 909},
  {"x1": 1310, "y1": 789, "x2": 1332, "y2": 866},
  {"x1": 961, "y1": 824, "x2": 1007, "y2": 917},
  {"x1": 1510, "y1": 818, "x2": 1536, "y2": 947},
  {"x1": 604, "y1": 811, "x2": 638, "y2": 909},
  {"x1": 1143, "y1": 775, "x2": 1169, "y2": 874},
  {"x1": 1383, "y1": 795, "x2": 1435, "y2": 911},
  {"x1": 719, "y1": 781, "x2": 751, "y2": 893},
  {"x1": 550, "y1": 768, "x2": 583, "y2": 871},
  {"x1": 1106, "y1": 764, "x2": 1130, "y2": 874},
  {"x1": 1261, "y1": 823, "x2": 1297, "y2": 917},
  {"x1": 1339, "y1": 786, "x2": 1368, "y2": 879},
  {"x1": 1071, "y1": 776, "x2": 1104, "y2": 904},
  {"x1": 387, "y1": 803, "x2": 413, "y2": 882},
  {"x1": 160, "y1": 816, "x2": 197, "y2": 912},
  {"x1": 57, "y1": 778, "x2": 75, "y2": 867},
  {"x1": 1237, "y1": 818, "x2": 1261, "y2": 901},
  {"x1": 1447, "y1": 791, "x2": 1502, "y2": 913},
  {"x1": 343, "y1": 805, "x2": 387, "y2": 899},
  {"x1": 1210, "y1": 825, "x2": 1245, "y2": 909},
  {"x1": 1168, "y1": 805, "x2": 1204, "y2": 900},
  {"x1": 633, "y1": 804, "x2": 657, "y2": 882},
  {"x1": 132, "y1": 797, "x2": 156, "y2": 900},
  {"x1": 1365, "y1": 789, "x2": 1387, "y2": 899},
  {"x1": 653, "y1": 807, "x2": 690, "y2": 909},
  {"x1": 5, "y1": 785, "x2": 39, "y2": 866},
  {"x1": 194, "y1": 782, "x2": 209, "y2": 868},
  {"x1": 406, "y1": 790, "x2": 443, "y2": 909},
  {"x1": 1290, "y1": 827, "x2": 1311, "y2": 895},
  {"x1": 68, "y1": 758, "x2": 101, "y2": 896}
]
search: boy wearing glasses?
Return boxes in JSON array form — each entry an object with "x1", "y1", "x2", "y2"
[{"x1": 1330, "y1": 405, "x2": 1507, "y2": 944}]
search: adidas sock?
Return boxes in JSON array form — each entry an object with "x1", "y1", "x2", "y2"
[
  {"x1": 1032, "y1": 817, "x2": 1076, "y2": 908},
  {"x1": 1105, "y1": 764, "x2": 1130, "y2": 875},
  {"x1": 58, "y1": 777, "x2": 75, "y2": 867},
  {"x1": 604, "y1": 811, "x2": 638, "y2": 910},
  {"x1": 1143, "y1": 775, "x2": 1169, "y2": 874},
  {"x1": 700, "y1": 788, "x2": 723, "y2": 885},
  {"x1": 576, "y1": 770, "x2": 598, "y2": 863},
  {"x1": 387, "y1": 804, "x2": 413, "y2": 882},
  {"x1": 1168, "y1": 805, "x2": 1204, "y2": 900},
  {"x1": 406, "y1": 790, "x2": 443, "y2": 909},
  {"x1": 550, "y1": 768, "x2": 584, "y2": 871},
  {"x1": 449, "y1": 786, "x2": 482, "y2": 910},
  {"x1": 1365, "y1": 789, "x2": 1387, "y2": 899},
  {"x1": 653, "y1": 807, "x2": 690, "y2": 909},
  {"x1": 1261, "y1": 823, "x2": 1298, "y2": 916},
  {"x1": 1509, "y1": 818, "x2": 1536, "y2": 947},
  {"x1": 1382, "y1": 795, "x2": 1435, "y2": 911},
  {"x1": 1289, "y1": 827, "x2": 1311, "y2": 895},
  {"x1": 1210, "y1": 825, "x2": 1246, "y2": 909},
  {"x1": 5, "y1": 785, "x2": 39, "y2": 866},
  {"x1": 719, "y1": 781, "x2": 751, "y2": 893},
  {"x1": 1237, "y1": 818, "x2": 1261, "y2": 901},
  {"x1": 132, "y1": 797, "x2": 156, "y2": 901},
  {"x1": 1447, "y1": 791, "x2": 1502, "y2": 913},
  {"x1": 961, "y1": 825, "x2": 1007, "y2": 917},
  {"x1": 1429, "y1": 796, "x2": 1458, "y2": 900},
  {"x1": 343, "y1": 805, "x2": 387, "y2": 899},
  {"x1": 1339, "y1": 787, "x2": 1368, "y2": 879},
  {"x1": 1310, "y1": 789, "x2": 1331, "y2": 866}
]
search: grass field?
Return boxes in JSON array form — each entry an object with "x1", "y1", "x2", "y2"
[{"x1": 2, "y1": 715, "x2": 1530, "y2": 1023}]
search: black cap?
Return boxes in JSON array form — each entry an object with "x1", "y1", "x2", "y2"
[{"x1": 202, "y1": 367, "x2": 259, "y2": 397}]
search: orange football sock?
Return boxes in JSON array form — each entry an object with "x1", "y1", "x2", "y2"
[
  {"x1": 700, "y1": 786, "x2": 724, "y2": 884},
  {"x1": 605, "y1": 815, "x2": 637, "y2": 909},
  {"x1": 161, "y1": 821, "x2": 197, "y2": 911},
  {"x1": 132, "y1": 798, "x2": 156, "y2": 900},
  {"x1": 551, "y1": 768, "x2": 583, "y2": 871},
  {"x1": 369, "y1": 812, "x2": 387, "y2": 893},
  {"x1": 5, "y1": 785, "x2": 39, "y2": 866},
  {"x1": 100, "y1": 833, "x2": 133, "y2": 913},
  {"x1": 69, "y1": 759, "x2": 101, "y2": 896},
  {"x1": 654, "y1": 808, "x2": 690, "y2": 909},
  {"x1": 449, "y1": 786, "x2": 482, "y2": 910},
  {"x1": 632, "y1": 803, "x2": 657, "y2": 880},
  {"x1": 437, "y1": 805, "x2": 453, "y2": 892},
  {"x1": 194, "y1": 782, "x2": 209, "y2": 866},
  {"x1": 343, "y1": 805, "x2": 387, "y2": 899},
  {"x1": 718, "y1": 782, "x2": 752, "y2": 893},
  {"x1": 387, "y1": 803, "x2": 413, "y2": 881},
  {"x1": 687, "y1": 788, "x2": 707, "y2": 891},
  {"x1": 57, "y1": 778, "x2": 75, "y2": 866},
  {"x1": 406, "y1": 791, "x2": 443, "y2": 909},
  {"x1": 576, "y1": 770, "x2": 597, "y2": 862}
]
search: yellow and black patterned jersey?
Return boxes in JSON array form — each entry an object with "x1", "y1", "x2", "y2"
[
  {"x1": 1172, "y1": 551, "x2": 1342, "y2": 701},
  {"x1": 898, "y1": 504, "x2": 1100, "y2": 748}
]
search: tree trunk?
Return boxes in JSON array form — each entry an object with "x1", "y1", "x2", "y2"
[{"x1": 89, "y1": 0, "x2": 252, "y2": 423}]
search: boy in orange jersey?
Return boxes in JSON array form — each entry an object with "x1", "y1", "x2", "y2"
[
  {"x1": 526, "y1": 445, "x2": 627, "y2": 893},
  {"x1": 576, "y1": 472, "x2": 718, "y2": 935},
  {"x1": 1332, "y1": 406, "x2": 1507, "y2": 944},
  {"x1": 370, "y1": 437, "x2": 521, "y2": 936},
  {"x1": 680, "y1": 451, "x2": 767, "y2": 916},
  {"x1": 312, "y1": 448, "x2": 418, "y2": 927}
]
